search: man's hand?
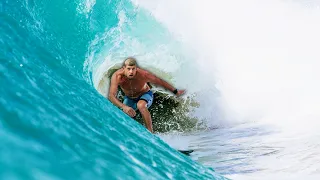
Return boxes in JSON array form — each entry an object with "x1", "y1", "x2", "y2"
[
  {"x1": 122, "y1": 106, "x2": 136, "y2": 117},
  {"x1": 176, "y1": 89, "x2": 186, "y2": 97}
]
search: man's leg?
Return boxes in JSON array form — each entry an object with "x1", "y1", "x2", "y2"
[{"x1": 137, "y1": 100, "x2": 153, "y2": 133}]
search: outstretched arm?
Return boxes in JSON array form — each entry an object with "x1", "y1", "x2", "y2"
[{"x1": 144, "y1": 70, "x2": 185, "y2": 96}]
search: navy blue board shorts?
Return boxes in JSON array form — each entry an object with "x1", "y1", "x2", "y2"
[{"x1": 123, "y1": 90, "x2": 153, "y2": 110}]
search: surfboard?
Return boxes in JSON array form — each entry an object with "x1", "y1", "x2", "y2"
[{"x1": 178, "y1": 149, "x2": 194, "y2": 156}]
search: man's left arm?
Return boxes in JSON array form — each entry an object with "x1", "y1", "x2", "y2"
[{"x1": 144, "y1": 70, "x2": 185, "y2": 96}]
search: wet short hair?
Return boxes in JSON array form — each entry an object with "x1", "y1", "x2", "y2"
[{"x1": 123, "y1": 57, "x2": 138, "y2": 67}]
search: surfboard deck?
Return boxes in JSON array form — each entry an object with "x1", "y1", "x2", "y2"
[{"x1": 178, "y1": 149, "x2": 194, "y2": 156}]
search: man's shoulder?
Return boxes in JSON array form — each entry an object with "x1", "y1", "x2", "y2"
[
  {"x1": 112, "y1": 68, "x2": 124, "y2": 80},
  {"x1": 137, "y1": 68, "x2": 150, "y2": 76}
]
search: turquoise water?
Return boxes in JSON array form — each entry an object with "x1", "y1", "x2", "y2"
[
  {"x1": 4, "y1": 0, "x2": 320, "y2": 179},
  {"x1": 0, "y1": 0, "x2": 227, "y2": 179}
]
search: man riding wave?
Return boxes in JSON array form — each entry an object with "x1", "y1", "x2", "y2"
[{"x1": 108, "y1": 57, "x2": 185, "y2": 133}]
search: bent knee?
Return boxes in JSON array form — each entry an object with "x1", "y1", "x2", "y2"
[{"x1": 137, "y1": 100, "x2": 148, "y2": 110}]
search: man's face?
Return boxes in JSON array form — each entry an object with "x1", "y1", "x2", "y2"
[{"x1": 124, "y1": 65, "x2": 137, "y2": 79}]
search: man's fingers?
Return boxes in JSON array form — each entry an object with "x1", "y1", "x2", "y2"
[
  {"x1": 131, "y1": 110, "x2": 136, "y2": 117},
  {"x1": 131, "y1": 108, "x2": 136, "y2": 113},
  {"x1": 125, "y1": 109, "x2": 132, "y2": 117},
  {"x1": 123, "y1": 106, "x2": 136, "y2": 117},
  {"x1": 128, "y1": 109, "x2": 136, "y2": 117},
  {"x1": 177, "y1": 89, "x2": 186, "y2": 96}
]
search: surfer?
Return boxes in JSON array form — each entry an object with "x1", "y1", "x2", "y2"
[{"x1": 108, "y1": 57, "x2": 185, "y2": 133}]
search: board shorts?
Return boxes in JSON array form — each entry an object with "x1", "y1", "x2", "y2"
[{"x1": 123, "y1": 90, "x2": 153, "y2": 111}]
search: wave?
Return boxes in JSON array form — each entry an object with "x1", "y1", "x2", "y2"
[
  {"x1": 133, "y1": 0, "x2": 320, "y2": 131},
  {"x1": 0, "y1": 0, "x2": 227, "y2": 179}
]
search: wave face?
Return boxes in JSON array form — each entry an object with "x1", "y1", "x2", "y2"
[{"x1": 0, "y1": 0, "x2": 227, "y2": 179}]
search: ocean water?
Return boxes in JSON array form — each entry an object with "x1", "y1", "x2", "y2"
[
  {"x1": 0, "y1": 0, "x2": 225, "y2": 179},
  {"x1": 1, "y1": 0, "x2": 320, "y2": 180}
]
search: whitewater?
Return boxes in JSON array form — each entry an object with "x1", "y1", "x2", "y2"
[
  {"x1": 129, "y1": 0, "x2": 320, "y2": 179},
  {"x1": 1, "y1": 0, "x2": 320, "y2": 179}
]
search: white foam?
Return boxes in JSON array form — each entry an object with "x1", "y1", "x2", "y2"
[{"x1": 134, "y1": 0, "x2": 320, "y2": 131}]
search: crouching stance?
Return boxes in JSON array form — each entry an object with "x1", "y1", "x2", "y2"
[{"x1": 108, "y1": 57, "x2": 185, "y2": 133}]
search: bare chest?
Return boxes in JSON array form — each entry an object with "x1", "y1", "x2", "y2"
[
  {"x1": 119, "y1": 79, "x2": 146, "y2": 90},
  {"x1": 118, "y1": 76, "x2": 149, "y2": 97}
]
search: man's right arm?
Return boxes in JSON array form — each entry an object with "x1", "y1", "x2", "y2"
[
  {"x1": 144, "y1": 70, "x2": 186, "y2": 96},
  {"x1": 108, "y1": 73, "x2": 125, "y2": 109}
]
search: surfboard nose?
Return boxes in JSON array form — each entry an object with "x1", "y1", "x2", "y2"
[{"x1": 178, "y1": 150, "x2": 194, "y2": 156}]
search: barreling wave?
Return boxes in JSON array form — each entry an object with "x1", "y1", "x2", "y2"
[
  {"x1": 85, "y1": 1, "x2": 210, "y2": 132},
  {"x1": 0, "y1": 0, "x2": 227, "y2": 179}
]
